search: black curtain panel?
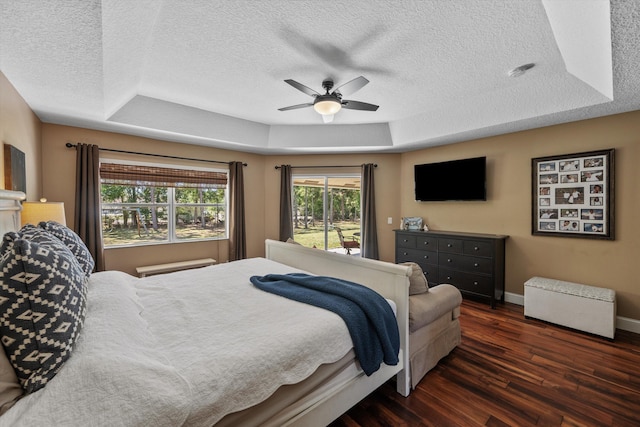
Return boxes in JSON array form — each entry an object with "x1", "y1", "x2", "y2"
[
  {"x1": 361, "y1": 163, "x2": 379, "y2": 259},
  {"x1": 279, "y1": 165, "x2": 294, "y2": 241},
  {"x1": 74, "y1": 143, "x2": 104, "y2": 272},
  {"x1": 229, "y1": 161, "x2": 246, "y2": 261}
]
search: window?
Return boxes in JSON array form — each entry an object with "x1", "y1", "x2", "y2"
[
  {"x1": 100, "y1": 160, "x2": 228, "y2": 247},
  {"x1": 292, "y1": 175, "x2": 361, "y2": 254}
]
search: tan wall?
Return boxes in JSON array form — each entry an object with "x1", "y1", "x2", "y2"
[
  {"x1": 400, "y1": 110, "x2": 639, "y2": 319},
  {"x1": 0, "y1": 71, "x2": 41, "y2": 198},
  {"x1": 262, "y1": 154, "x2": 402, "y2": 263},
  {"x1": 5, "y1": 73, "x2": 638, "y2": 320},
  {"x1": 41, "y1": 124, "x2": 264, "y2": 274},
  {"x1": 41, "y1": 125, "x2": 403, "y2": 273}
]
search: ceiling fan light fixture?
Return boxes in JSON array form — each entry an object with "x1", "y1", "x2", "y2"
[
  {"x1": 314, "y1": 97, "x2": 342, "y2": 115},
  {"x1": 279, "y1": 77, "x2": 376, "y2": 120}
]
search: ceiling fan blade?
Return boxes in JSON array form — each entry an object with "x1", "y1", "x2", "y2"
[
  {"x1": 284, "y1": 79, "x2": 320, "y2": 97},
  {"x1": 332, "y1": 76, "x2": 369, "y2": 97},
  {"x1": 341, "y1": 100, "x2": 379, "y2": 111},
  {"x1": 322, "y1": 114, "x2": 334, "y2": 123},
  {"x1": 278, "y1": 102, "x2": 313, "y2": 111}
]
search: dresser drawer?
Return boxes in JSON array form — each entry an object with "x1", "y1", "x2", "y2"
[
  {"x1": 396, "y1": 248, "x2": 438, "y2": 265},
  {"x1": 422, "y1": 264, "x2": 438, "y2": 283},
  {"x1": 438, "y1": 238, "x2": 463, "y2": 254},
  {"x1": 439, "y1": 268, "x2": 493, "y2": 295},
  {"x1": 463, "y1": 240, "x2": 494, "y2": 258},
  {"x1": 396, "y1": 234, "x2": 417, "y2": 249},
  {"x1": 439, "y1": 253, "x2": 493, "y2": 275},
  {"x1": 416, "y1": 236, "x2": 438, "y2": 251}
]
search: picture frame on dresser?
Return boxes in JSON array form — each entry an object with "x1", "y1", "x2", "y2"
[
  {"x1": 401, "y1": 217, "x2": 423, "y2": 230},
  {"x1": 531, "y1": 148, "x2": 614, "y2": 240}
]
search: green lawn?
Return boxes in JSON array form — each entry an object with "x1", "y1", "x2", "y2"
[
  {"x1": 293, "y1": 222, "x2": 360, "y2": 249},
  {"x1": 103, "y1": 221, "x2": 360, "y2": 249},
  {"x1": 102, "y1": 223, "x2": 224, "y2": 246}
]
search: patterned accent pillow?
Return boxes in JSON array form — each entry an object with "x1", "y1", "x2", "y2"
[
  {"x1": 0, "y1": 229, "x2": 88, "y2": 394},
  {"x1": 0, "y1": 225, "x2": 61, "y2": 254},
  {"x1": 38, "y1": 221, "x2": 95, "y2": 277}
]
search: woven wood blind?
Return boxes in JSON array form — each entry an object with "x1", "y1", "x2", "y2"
[{"x1": 100, "y1": 163, "x2": 227, "y2": 188}]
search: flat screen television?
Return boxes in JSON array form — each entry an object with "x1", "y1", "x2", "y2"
[{"x1": 414, "y1": 156, "x2": 486, "y2": 201}]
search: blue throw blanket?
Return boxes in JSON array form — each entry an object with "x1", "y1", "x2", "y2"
[{"x1": 249, "y1": 273, "x2": 399, "y2": 376}]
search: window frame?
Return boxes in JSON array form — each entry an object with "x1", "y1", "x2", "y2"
[
  {"x1": 291, "y1": 173, "x2": 362, "y2": 251},
  {"x1": 100, "y1": 158, "x2": 229, "y2": 248}
]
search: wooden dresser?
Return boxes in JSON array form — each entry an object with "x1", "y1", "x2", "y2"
[{"x1": 395, "y1": 229, "x2": 508, "y2": 308}]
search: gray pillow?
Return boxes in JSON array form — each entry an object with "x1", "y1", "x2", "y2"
[
  {"x1": 401, "y1": 262, "x2": 429, "y2": 295},
  {"x1": 0, "y1": 229, "x2": 88, "y2": 393}
]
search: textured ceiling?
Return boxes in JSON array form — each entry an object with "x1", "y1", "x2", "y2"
[{"x1": 1, "y1": 0, "x2": 639, "y2": 154}]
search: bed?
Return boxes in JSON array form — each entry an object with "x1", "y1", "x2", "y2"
[{"x1": 0, "y1": 189, "x2": 411, "y2": 426}]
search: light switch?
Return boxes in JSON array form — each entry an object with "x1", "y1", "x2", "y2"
[{"x1": 387, "y1": 217, "x2": 393, "y2": 224}]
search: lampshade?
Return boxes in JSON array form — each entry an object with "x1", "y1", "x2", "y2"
[
  {"x1": 313, "y1": 97, "x2": 342, "y2": 115},
  {"x1": 21, "y1": 202, "x2": 66, "y2": 226}
]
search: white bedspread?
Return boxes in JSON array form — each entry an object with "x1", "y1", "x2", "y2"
[{"x1": 0, "y1": 258, "x2": 354, "y2": 426}]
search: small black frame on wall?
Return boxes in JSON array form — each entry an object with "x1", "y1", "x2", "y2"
[
  {"x1": 531, "y1": 148, "x2": 614, "y2": 240},
  {"x1": 3, "y1": 144, "x2": 26, "y2": 194}
]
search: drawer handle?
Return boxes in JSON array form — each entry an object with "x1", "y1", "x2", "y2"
[
  {"x1": 447, "y1": 243, "x2": 452, "y2": 248},
  {"x1": 403, "y1": 239, "x2": 409, "y2": 243},
  {"x1": 474, "y1": 263, "x2": 479, "y2": 267},
  {"x1": 423, "y1": 241, "x2": 429, "y2": 245},
  {"x1": 423, "y1": 255, "x2": 429, "y2": 260},
  {"x1": 473, "y1": 281, "x2": 479, "y2": 286},
  {"x1": 474, "y1": 246, "x2": 479, "y2": 251},
  {"x1": 447, "y1": 258, "x2": 452, "y2": 263},
  {"x1": 447, "y1": 276, "x2": 452, "y2": 280},
  {"x1": 403, "y1": 252, "x2": 408, "y2": 256}
]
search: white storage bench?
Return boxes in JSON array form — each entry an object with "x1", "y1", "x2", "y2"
[{"x1": 524, "y1": 276, "x2": 616, "y2": 339}]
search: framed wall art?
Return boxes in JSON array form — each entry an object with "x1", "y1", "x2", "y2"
[
  {"x1": 3, "y1": 144, "x2": 26, "y2": 194},
  {"x1": 531, "y1": 148, "x2": 614, "y2": 240}
]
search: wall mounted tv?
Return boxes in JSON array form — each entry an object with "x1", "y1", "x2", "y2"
[{"x1": 414, "y1": 156, "x2": 487, "y2": 201}]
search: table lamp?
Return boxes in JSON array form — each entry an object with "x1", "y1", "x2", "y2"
[{"x1": 20, "y1": 199, "x2": 66, "y2": 226}]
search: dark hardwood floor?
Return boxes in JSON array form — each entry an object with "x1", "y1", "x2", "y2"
[{"x1": 330, "y1": 299, "x2": 640, "y2": 427}]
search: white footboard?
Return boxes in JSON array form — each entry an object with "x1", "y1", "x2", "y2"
[{"x1": 265, "y1": 239, "x2": 411, "y2": 401}]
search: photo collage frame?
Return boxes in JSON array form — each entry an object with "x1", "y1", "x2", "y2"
[{"x1": 532, "y1": 149, "x2": 614, "y2": 240}]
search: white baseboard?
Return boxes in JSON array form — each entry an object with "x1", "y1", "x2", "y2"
[
  {"x1": 616, "y1": 316, "x2": 640, "y2": 334},
  {"x1": 504, "y1": 292, "x2": 524, "y2": 306},
  {"x1": 503, "y1": 292, "x2": 640, "y2": 335}
]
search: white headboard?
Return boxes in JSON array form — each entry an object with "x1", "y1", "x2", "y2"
[{"x1": 0, "y1": 189, "x2": 26, "y2": 235}]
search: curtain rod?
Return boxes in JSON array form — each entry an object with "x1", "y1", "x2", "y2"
[
  {"x1": 274, "y1": 164, "x2": 377, "y2": 170},
  {"x1": 65, "y1": 142, "x2": 247, "y2": 166}
]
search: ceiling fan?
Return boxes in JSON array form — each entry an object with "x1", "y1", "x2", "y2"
[{"x1": 278, "y1": 76, "x2": 379, "y2": 123}]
